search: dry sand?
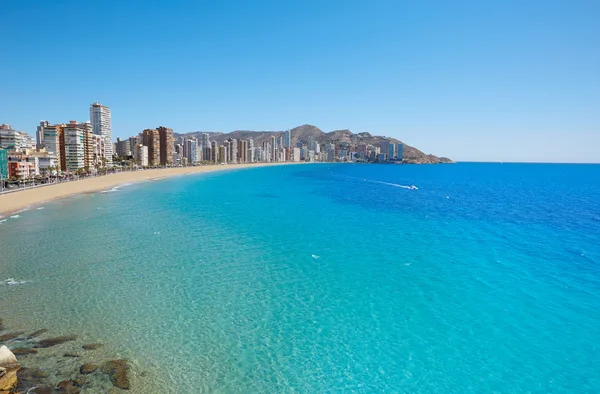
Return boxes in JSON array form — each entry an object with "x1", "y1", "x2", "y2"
[{"x1": 0, "y1": 162, "x2": 300, "y2": 216}]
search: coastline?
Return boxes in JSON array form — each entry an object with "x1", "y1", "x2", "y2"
[{"x1": 0, "y1": 162, "x2": 302, "y2": 216}]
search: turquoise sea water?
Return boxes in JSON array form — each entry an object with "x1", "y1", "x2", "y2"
[{"x1": 1, "y1": 163, "x2": 600, "y2": 393}]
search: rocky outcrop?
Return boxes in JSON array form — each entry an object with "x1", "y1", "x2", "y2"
[
  {"x1": 82, "y1": 343, "x2": 103, "y2": 350},
  {"x1": 10, "y1": 347, "x2": 38, "y2": 356},
  {"x1": 79, "y1": 363, "x2": 98, "y2": 375},
  {"x1": 0, "y1": 332, "x2": 24, "y2": 342},
  {"x1": 27, "y1": 329, "x2": 48, "y2": 339},
  {"x1": 102, "y1": 360, "x2": 130, "y2": 390},
  {"x1": 34, "y1": 335, "x2": 78, "y2": 348},
  {"x1": 0, "y1": 345, "x2": 20, "y2": 391}
]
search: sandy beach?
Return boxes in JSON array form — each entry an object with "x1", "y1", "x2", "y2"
[{"x1": 0, "y1": 162, "x2": 299, "y2": 216}]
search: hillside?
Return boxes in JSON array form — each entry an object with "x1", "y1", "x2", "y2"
[{"x1": 175, "y1": 124, "x2": 452, "y2": 164}]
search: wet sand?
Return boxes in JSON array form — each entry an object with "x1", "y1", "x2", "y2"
[{"x1": 0, "y1": 162, "x2": 301, "y2": 216}]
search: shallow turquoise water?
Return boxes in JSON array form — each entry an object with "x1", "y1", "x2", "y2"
[{"x1": 1, "y1": 163, "x2": 599, "y2": 392}]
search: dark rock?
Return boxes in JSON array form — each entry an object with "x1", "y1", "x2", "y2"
[
  {"x1": 34, "y1": 335, "x2": 78, "y2": 348},
  {"x1": 56, "y1": 379, "x2": 80, "y2": 393},
  {"x1": 63, "y1": 352, "x2": 81, "y2": 358},
  {"x1": 79, "y1": 363, "x2": 98, "y2": 374},
  {"x1": 81, "y1": 343, "x2": 103, "y2": 350},
  {"x1": 0, "y1": 318, "x2": 3, "y2": 331},
  {"x1": 18, "y1": 367, "x2": 50, "y2": 380},
  {"x1": 10, "y1": 347, "x2": 38, "y2": 356},
  {"x1": 0, "y1": 331, "x2": 24, "y2": 342},
  {"x1": 29, "y1": 386, "x2": 54, "y2": 394},
  {"x1": 102, "y1": 359, "x2": 130, "y2": 390},
  {"x1": 27, "y1": 329, "x2": 48, "y2": 338}
]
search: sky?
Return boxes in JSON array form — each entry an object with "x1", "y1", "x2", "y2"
[{"x1": 1, "y1": 0, "x2": 599, "y2": 162}]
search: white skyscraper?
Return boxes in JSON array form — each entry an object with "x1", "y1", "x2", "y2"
[{"x1": 90, "y1": 102, "x2": 113, "y2": 166}]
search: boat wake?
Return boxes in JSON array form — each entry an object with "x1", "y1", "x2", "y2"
[
  {"x1": 2, "y1": 278, "x2": 28, "y2": 286},
  {"x1": 366, "y1": 179, "x2": 418, "y2": 190}
]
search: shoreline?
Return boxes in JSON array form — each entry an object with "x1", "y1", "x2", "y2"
[{"x1": 0, "y1": 162, "x2": 303, "y2": 216}]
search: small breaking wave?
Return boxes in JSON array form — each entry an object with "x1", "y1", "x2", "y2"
[
  {"x1": 312, "y1": 254, "x2": 320, "y2": 259},
  {"x1": 10, "y1": 215, "x2": 20, "y2": 219},
  {"x1": 101, "y1": 186, "x2": 121, "y2": 193},
  {"x1": 37, "y1": 206, "x2": 45, "y2": 210},
  {"x1": 2, "y1": 278, "x2": 28, "y2": 286}
]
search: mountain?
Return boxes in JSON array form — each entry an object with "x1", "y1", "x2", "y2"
[{"x1": 174, "y1": 124, "x2": 453, "y2": 164}]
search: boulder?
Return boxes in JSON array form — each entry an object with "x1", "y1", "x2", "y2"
[
  {"x1": 82, "y1": 343, "x2": 104, "y2": 350},
  {"x1": 0, "y1": 347, "x2": 19, "y2": 391},
  {"x1": 0, "y1": 332, "x2": 24, "y2": 342},
  {"x1": 34, "y1": 335, "x2": 78, "y2": 348},
  {"x1": 27, "y1": 386, "x2": 53, "y2": 394},
  {"x1": 63, "y1": 352, "x2": 81, "y2": 358},
  {"x1": 27, "y1": 329, "x2": 48, "y2": 339},
  {"x1": 102, "y1": 360, "x2": 130, "y2": 390},
  {"x1": 0, "y1": 318, "x2": 3, "y2": 331},
  {"x1": 79, "y1": 364, "x2": 98, "y2": 374},
  {"x1": 56, "y1": 379, "x2": 81, "y2": 394},
  {"x1": 10, "y1": 347, "x2": 38, "y2": 356},
  {"x1": 0, "y1": 346, "x2": 18, "y2": 369}
]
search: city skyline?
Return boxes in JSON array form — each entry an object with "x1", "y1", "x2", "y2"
[{"x1": 1, "y1": 1, "x2": 599, "y2": 163}]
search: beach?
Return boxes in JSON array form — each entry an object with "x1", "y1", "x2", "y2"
[{"x1": 0, "y1": 162, "x2": 299, "y2": 216}]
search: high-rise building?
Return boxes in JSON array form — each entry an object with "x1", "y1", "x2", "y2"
[
  {"x1": 388, "y1": 144, "x2": 395, "y2": 160},
  {"x1": 116, "y1": 138, "x2": 131, "y2": 158},
  {"x1": 142, "y1": 129, "x2": 160, "y2": 166},
  {"x1": 184, "y1": 138, "x2": 198, "y2": 164},
  {"x1": 237, "y1": 139, "x2": 248, "y2": 163},
  {"x1": 0, "y1": 148, "x2": 8, "y2": 180},
  {"x1": 270, "y1": 136, "x2": 276, "y2": 162},
  {"x1": 211, "y1": 140, "x2": 218, "y2": 163},
  {"x1": 284, "y1": 129, "x2": 291, "y2": 148},
  {"x1": 0, "y1": 124, "x2": 33, "y2": 151},
  {"x1": 90, "y1": 103, "x2": 113, "y2": 165},
  {"x1": 42, "y1": 124, "x2": 64, "y2": 170},
  {"x1": 380, "y1": 140, "x2": 391, "y2": 160},
  {"x1": 36, "y1": 121, "x2": 49, "y2": 149},
  {"x1": 63, "y1": 122, "x2": 85, "y2": 171},
  {"x1": 157, "y1": 126, "x2": 174, "y2": 166},
  {"x1": 248, "y1": 138, "x2": 254, "y2": 163},
  {"x1": 218, "y1": 145, "x2": 226, "y2": 164},
  {"x1": 396, "y1": 143, "x2": 403, "y2": 160},
  {"x1": 229, "y1": 138, "x2": 237, "y2": 164},
  {"x1": 136, "y1": 144, "x2": 148, "y2": 166}
]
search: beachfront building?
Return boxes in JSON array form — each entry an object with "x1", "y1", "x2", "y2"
[
  {"x1": 183, "y1": 138, "x2": 198, "y2": 164},
  {"x1": 142, "y1": 129, "x2": 160, "y2": 166},
  {"x1": 42, "y1": 124, "x2": 63, "y2": 171},
  {"x1": 388, "y1": 144, "x2": 395, "y2": 160},
  {"x1": 237, "y1": 139, "x2": 248, "y2": 163},
  {"x1": 7, "y1": 153, "x2": 38, "y2": 178},
  {"x1": 397, "y1": 143, "x2": 403, "y2": 160},
  {"x1": 36, "y1": 121, "x2": 50, "y2": 149},
  {"x1": 116, "y1": 138, "x2": 131, "y2": 158},
  {"x1": 62, "y1": 123, "x2": 85, "y2": 171},
  {"x1": 136, "y1": 144, "x2": 148, "y2": 166},
  {"x1": 0, "y1": 148, "x2": 8, "y2": 180},
  {"x1": 157, "y1": 126, "x2": 174, "y2": 166},
  {"x1": 0, "y1": 124, "x2": 34, "y2": 152},
  {"x1": 284, "y1": 129, "x2": 291, "y2": 148},
  {"x1": 90, "y1": 103, "x2": 113, "y2": 166}
]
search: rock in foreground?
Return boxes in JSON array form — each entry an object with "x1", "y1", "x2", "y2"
[
  {"x1": 102, "y1": 359, "x2": 130, "y2": 390},
  {"x1": 34, "y1": 335, "x2": 78, "y2": 348}
]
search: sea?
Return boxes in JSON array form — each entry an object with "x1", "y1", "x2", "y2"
[{"x1": 1, "y1": 162, "x2": 599, "y2": 393}]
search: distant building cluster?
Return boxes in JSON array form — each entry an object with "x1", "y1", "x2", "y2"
[
  {"x1": 0, "y1": 103, "x2": 405, "y2": 182},
  {"x1": 0, "y1": 103, "x2": 112, "y2": 180}
]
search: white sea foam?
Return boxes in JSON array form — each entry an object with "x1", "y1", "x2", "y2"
[
  {"x1": 119, "y1": 182, "x2": 135, "y2": 188},
  {"x1": 312, "y1": 254, "x2": 320, "y2": 259},
  {"x1": 367, "y1": 179, "x2": 418, "y2": 190},
  {"x1": 0, "y1": 219, "x2": 7, "y2": 224},
  {"x1": 153, "y1": 231, "x2": 161, "y2": 235},
  {"x1": 2, "y1": 278, "x2": 28, "y2": 286},
  {"x1": 10, "y1": 215, "x2": 20, "y2": 219},
  {"x1": 37, "y1": 207, "x2": 45, "y2": 210},
  {"x1": 101, "y1": 186, "x2": 121, "y2": 193}
]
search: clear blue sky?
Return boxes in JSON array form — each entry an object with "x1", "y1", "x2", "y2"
[{"x1": 1, "y1": 0, "x2": 599, "y2": 162}]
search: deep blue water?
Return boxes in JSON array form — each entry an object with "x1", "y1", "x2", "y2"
[{"x1": 1, "y1": 163, "x2": 599, "y2": 393}]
